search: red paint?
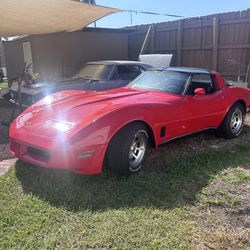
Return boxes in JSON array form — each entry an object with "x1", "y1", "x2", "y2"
[{"x1": 10, "y1": 71, "x2": 250, "y2": 174}]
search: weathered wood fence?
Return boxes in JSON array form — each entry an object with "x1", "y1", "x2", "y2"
[{"x1": 128, "y1": 9, "x2": 250, "y2": 81}]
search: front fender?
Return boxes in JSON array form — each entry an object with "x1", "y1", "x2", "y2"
[{"x1": 68, "y1": 103, "x2": 160, "y2": 149}]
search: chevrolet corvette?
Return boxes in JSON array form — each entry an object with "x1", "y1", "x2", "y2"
[
  {"x1": 9, "y1": 61, "x2": 152, "y2": 107},
  {"x1": 10, "y1": 68, "x2": 250, "y2": 175}
]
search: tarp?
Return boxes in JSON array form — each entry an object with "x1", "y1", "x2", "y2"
[
  {"x1": 139, "y1": 54, "x2": 173, "y2": 68},
  {"x1": 0, "y1": 0, "x2": 120, "y2": 36}
]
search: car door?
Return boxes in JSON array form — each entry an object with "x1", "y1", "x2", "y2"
[{"x1": 180, "y1": 73, "x2": 228, "y2": 134}]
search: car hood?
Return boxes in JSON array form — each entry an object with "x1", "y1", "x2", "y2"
[
  {"x1": 10, "y1": 78, "x2": 103, "y2": 94},
  {"x1": 11, "y1": 88, "x2": 143, "y2": 137},
  {"x1": 10, "y1": 88, "x2": 181, "y2": 148},
  {"x1": 33, "y1": 87, "x2": 148, "y2": 110}
]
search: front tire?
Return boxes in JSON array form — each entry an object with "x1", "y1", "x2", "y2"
[
  {"x1": 218, "y1": 102, "x2": 246, "y2": 139},
  {"x1": 107, "y1": 123, "x2": 148, "y2": 175}
]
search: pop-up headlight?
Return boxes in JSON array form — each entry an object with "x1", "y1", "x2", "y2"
[{"x1": 52, "y1": 121, "x2": 75, "y2": 133}]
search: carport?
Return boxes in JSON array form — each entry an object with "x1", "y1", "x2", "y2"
[{"x1": 1, "y1": 0, "x2": 119, "y2": 36}]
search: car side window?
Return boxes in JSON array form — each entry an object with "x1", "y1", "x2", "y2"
[
  {"x1": 186, "y1": 73, "x2": 215, "y2": 95},
  {"x1": 116, "y1": 65, "x2": 143, "y2": 80}
]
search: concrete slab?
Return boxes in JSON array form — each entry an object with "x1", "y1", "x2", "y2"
[{"x1": 0, "y1": 158, "x2": 16, "y2": 176}]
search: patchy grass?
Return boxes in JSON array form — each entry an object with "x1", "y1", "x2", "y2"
[
  {"x1": 234, "y1": 167, "x2": 250, "y2": 181},
  {"x1": 198, "y1": 190, "x2": 240, "y2": 206},
  {"x1": 0, "y1": 143, "x2": 250, "y2": 249}
]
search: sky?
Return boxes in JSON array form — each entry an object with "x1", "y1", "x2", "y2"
[{"x1": 95, "y1": 0, "x2": 250, "y2": 28}]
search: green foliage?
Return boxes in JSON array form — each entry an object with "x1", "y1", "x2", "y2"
[{"x1": 0, "y1": 82, "x2": 7, "y2": 88}]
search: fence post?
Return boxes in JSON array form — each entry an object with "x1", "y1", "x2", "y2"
[
  {"x1": 177, "y1": 20, "x2": 182, "y2": 66},
  {"x1": 212, "y1": 17, "x2": 219, "y2": 71}
]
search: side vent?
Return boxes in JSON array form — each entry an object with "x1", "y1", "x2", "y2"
[{"x1": 160, "y1": 126, "x2": 166, "y2": 138}]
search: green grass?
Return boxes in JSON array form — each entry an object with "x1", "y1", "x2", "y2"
[
  {"x1": 0, "y1": 144, "x2": 250, "y2": 249},
  {"x1": 234, "y1": 167, "x2": 250, "y2": 181},
  {"x1": 0, "y1": 82, "x2": 7, "y2": 89},
  {"x1": 198, "y1": 191, "x2": 240, "y2": 206}
]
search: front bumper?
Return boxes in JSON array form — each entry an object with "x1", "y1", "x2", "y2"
[{"x1": 10, "y1": 139, "x2": 106, "y2": 175}]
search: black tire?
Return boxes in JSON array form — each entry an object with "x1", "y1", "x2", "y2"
[
  {"x1": 217, "y1": 102, "x2": 246, "y2": 139},
  {"x1": 107, "y1": 123, "x2": 149, "y2": 175}
]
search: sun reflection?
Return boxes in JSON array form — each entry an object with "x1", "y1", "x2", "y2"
[
  {"x1": 53, "y1": 121, "x2": 75, "y2": 133},
  {"x1": 43, "y1": 95, "x2": 54, "y2": 105}
]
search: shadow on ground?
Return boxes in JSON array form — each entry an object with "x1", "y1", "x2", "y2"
[{"x1": 15, "y1": 130, "x2": 250, "y2": 212}]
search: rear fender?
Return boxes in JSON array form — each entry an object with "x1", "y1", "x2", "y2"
[{"x1": 219, "y1": 99, "x2": 247, "y2": 128}]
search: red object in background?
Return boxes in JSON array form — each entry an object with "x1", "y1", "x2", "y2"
[{"x1": 9, "y1": 68, "x2": 250, "y2": 175}]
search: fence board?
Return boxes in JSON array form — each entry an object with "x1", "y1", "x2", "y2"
[{"x1": 128, "y1": 9, "x2": 250, "y2": 81}]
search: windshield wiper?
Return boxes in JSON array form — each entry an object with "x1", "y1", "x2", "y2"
[
  {"x1": 79, "y1": 76, "x2": 101, "y2": 81},
  {"x1": 72, "y1": 76, "x2": 91, "y2": 80},
  {"x1": 70, "y1": 75, "x2": 103, "y2": 82}
]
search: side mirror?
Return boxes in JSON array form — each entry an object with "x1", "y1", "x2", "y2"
[{"x1": 194, "y1": 88, "x2": 206, "y2": 96}]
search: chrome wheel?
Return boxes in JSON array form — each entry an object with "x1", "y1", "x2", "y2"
[
  {"x1": 230, "y1": 108, "x2": 243, "y2": 134},
  {"x1": 128, "y1": 130, "x2": 147, "y2": 171}
]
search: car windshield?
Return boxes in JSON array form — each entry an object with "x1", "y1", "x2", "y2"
[
  {"x1": 128, "y1": 70, "x2": 189, "y2": 94},
  {"x1": 73, "y1": 64, "x2": 113, "y2": 80}
]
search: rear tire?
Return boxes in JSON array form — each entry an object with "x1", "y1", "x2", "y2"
[
  {"x1": 217, "y1": 102, "x2": 245, "y2": 139},
  {"x1": 107, "y1": 123, "x2": 148, "y2": 175}
]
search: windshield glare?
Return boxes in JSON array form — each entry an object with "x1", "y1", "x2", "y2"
[
  {"x1": 74, "y1": 64, "x2": 113, "y2": 80},
  {"x1": 129, "y1": 71, "x2": 189, "y2": 94}
]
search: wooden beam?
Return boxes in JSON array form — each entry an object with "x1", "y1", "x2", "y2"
[
  {"x1": 182, "y1": 22, "x2": 213, "y2": 29},
  {"x1": 177, "y1": 20, "x2": 182, "y2": 66},
  {"x1": 139, "y1": 25, "x2": 152, "y2": 56},
  {"x1": 219, "y1": 44, "x2": 250, "y2": 49},
  {"x1": 220, "y1": 17, "x2": 250, "y2": 25},
  {"x1": 212, "y1": 17, "x2": 219, "y2": 71},
  {"x1": 154, "y1": 48, "x2": 177, "y2": 52},
  {"x1": 156, "y1": 26, "x2": 178, "y2": 32},
  {"x1": 150, "y1": 24, "x2": 155, "y2": 53},
  {"x1": 221, "y1": 72, "x2": 246, "y2": 76},
  {"x1": 182, "y1": 46, "x2": 212, "y2": 50}
]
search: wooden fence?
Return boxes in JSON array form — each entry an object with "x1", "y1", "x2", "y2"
[{"x1": 128, "y1": 9, "x2": 250, "y2": 81}]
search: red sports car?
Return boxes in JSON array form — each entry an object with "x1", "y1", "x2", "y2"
[{"x1": 10, "y1": 68, "x2": 250, "y2": 175}]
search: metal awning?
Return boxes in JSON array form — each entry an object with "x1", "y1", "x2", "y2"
[{"x1": 0, "y1": 0, "x2": 120, "y2": 36}]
